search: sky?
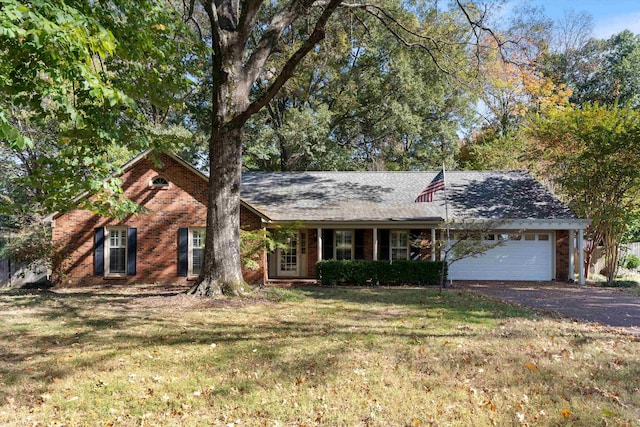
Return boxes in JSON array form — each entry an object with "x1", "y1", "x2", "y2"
[{"x1": 512, "y1": 0, "x2": 640, "y2": 38}]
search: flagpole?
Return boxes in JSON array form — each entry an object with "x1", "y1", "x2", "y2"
[{"x1": 442, "y1": 162, "x2": 453, "y2": 287}]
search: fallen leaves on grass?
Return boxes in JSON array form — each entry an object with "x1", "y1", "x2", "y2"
[{"x1": 581, "y1": 386, "x2": 627, "y2": 407}]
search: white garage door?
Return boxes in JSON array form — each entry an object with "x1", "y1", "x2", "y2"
[{"x1": 448, "y1": 232, "x2": 552, "y2": 281}]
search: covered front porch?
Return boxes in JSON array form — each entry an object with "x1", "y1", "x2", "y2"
[
  {"x1": 265, "y1": 223, "x2": 587, "y2": 285},
  {"x1": 267, "y1": 227, "x2": 440, "y2": 281}
]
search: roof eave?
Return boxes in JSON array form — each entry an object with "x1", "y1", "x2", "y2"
[{"x1": 261, "y1": 217, "x2": 590, "y2": 230}]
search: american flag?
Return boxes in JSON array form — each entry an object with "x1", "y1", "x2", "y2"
[{"x1": 414, "y1": 169, "x2": 445, "y2": 203}]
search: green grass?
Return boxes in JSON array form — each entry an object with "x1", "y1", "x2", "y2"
[{"x1": 0, "y1": 284, "x2": 638, "y2": 426}]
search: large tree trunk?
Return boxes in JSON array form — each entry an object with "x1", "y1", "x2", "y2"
[
  {"x1": 188, "y1": 20, "x2": 249, "y2": 296},
  {"x1": 188, "y1": 125, "x2": 247, "y2": 296},
  {"x1": 185, "y1": 0, "x2": 345, "y2": 297}
]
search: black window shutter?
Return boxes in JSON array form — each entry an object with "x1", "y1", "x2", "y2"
[
  {"x1": 178, "y1": 227, "x2": 189, "y2": 276},
  {"x1": 410, "y1": 229, "x2": 421, "y2": 260},
  {"x1": 127, "y1": 227, "x2": 137, "y2": 275},
  {"x1": 379, "y1": 229, "x2": 390, "y2": 260},
  {"x1": 94, "y1": 227, "x2": 104, "y2": 276},
  {"x1": 354, "y1": 229, "x2": 365, "y2": 259},
  {"x1": 322, "y1": 229, "x2": 334, "y2": 260}
]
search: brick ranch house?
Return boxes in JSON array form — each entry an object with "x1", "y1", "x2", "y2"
[{"x1": 51, "y1": 150, "x2": 590, "y2": 286}]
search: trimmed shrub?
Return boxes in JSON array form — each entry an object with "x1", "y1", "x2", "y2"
[
  {"x1": 622, "y1": 253, "x2": 640, "y2": 270},
  {"x1": 316, "y1": 259, "x2": 446, "y2": 286}
]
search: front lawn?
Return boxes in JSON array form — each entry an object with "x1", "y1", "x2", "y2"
[{"x1": 0, "y1": 285, "x2": 638, "y2": 426}]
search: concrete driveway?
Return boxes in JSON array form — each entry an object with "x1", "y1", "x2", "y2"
[{"x1": 457, "y1": 282, "x2": 640, "y2": 331}]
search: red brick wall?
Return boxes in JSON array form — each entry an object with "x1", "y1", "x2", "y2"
[
  {"x1": 52, "y1": 153, "x2": 264, "y2": 287},
  {"x1": 555, "y1": 230, "x2": 570, "y2": 281}
]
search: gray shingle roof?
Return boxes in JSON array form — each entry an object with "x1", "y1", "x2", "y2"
[{"x1": 240, "y1": 170, "x2": 576, "y2": 222}]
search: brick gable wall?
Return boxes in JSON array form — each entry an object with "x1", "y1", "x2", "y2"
[
  {"x1": 52, "y1": 153, "x2": 264, "y2": 286},
  {"x1": 555, "y1": 230, "x2": 569, "y2": 281}
]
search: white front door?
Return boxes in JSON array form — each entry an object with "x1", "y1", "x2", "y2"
[
  {"x1": 448, "y1": 232, "x2": 553, "y2": 281},
  {"x1": 277, "y1": 233, "x2": 299, "y2": 277}
]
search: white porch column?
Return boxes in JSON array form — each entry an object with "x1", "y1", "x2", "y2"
[
  {"x1": 317, "y1": 228, "x2": 323, "y2": 262},
  {"x1": 373, "y1": 228, "x2": 378, "y2": 261},
  {"x1": 578, "y1": 228, "x2": 585, "y2": 285},
  {"x1": 431, "y1": 228, "x2": 436, "y2": 261},
  {"x1": 262, "y1": 224, "x2": 269, "y2": 285},
  {"x1": 568, "y1": 229, "x2": 575, "y2": 282}
]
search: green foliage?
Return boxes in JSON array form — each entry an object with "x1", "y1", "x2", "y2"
[
  {"x1": 457, "y1": 127, "x2": 531, "y2": 170},
  {"x1": 0, "y1": 0, "x2": 202, "y2": 222},
  {"x1": 529, "y1": 103, "x2": 640, "y2": 282},
  {"x1": 316, "y1": 260, "x2": 446, "y2": 286},
  {"x1": 571, "y1": 31, "x2": 640, "y2": 108},
  {"x1": 240, "y1": 224, "x2": 299, "y2": 270},
  {"x1": 0, "y1": 220, "x2": 57, "y2": 277},
  {"x1": 241, "y1": 6, "x2": 476, "y2": 172},
  {"x1": 542, "y1": 30, "x2": 640, "y2": 109},
  {"x1": 622, "y1": 254, "x2": 640, "y2": 270},
  {"x1": 621, "y1": 216, "x2": 640, "y2": 243},
  {"x1": 0, "y1": 0, "x2": 124, "y2": 149}
]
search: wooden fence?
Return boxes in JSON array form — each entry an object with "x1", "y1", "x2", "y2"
[{"x1": 622, "y1": 242, "x2": 640, "y2": 259}]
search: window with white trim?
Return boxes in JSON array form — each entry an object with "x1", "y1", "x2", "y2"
[
  {"x1": 390, "y1": 230, "x2": 409, "y2": 260},
  {"x1": 190, "y1": 228, "x2": 205, "y2": 275},
  {"x1": 106, "y1": 227, "x2": 127, "y2": 276},
  {"x1": 300, "y1": 231, "x2": 307, "y2": 255},
  {"x1": 334, "y1": 230, "x2": 353, "y2": 260}
]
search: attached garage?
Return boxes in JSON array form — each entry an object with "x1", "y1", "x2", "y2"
[{"x1": 448, "y1": 232, "x2": 553, "y2": 281}]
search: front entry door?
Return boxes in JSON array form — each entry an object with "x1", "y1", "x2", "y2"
[{"x1": 277, "y1": 233, "x2": 299, "y2": 277}]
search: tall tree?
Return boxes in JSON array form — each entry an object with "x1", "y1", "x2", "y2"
[
  {"x1": 529, "y1": 104, "x2": 640, "y2": 282},
  {"x1": 241, "y1": 8, "x2": 475, "y2": 172},
  {"x1": 457, "y1": 8, "x2": 570, "y2": 171},
  {"x1": 181, "y1": 0, "x2": 499, "y2": 296},
  {"x1": 3, "y1": 0, "x2": 499, "y2": 296},
  {"x1": 1, "y1": 1, "x2": 198, "y2": 219},
  {"x1": 543, "y1": 30, "x2": 640, "y2": 108}
]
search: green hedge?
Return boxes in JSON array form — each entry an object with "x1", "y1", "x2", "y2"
[{"x1": 316, "y1": 260, "x2": 447, "y2": 286}]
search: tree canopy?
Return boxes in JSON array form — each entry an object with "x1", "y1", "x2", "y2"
[
  {"x1": 529, "y1": 104, "x2": 640, "y2": 282},
  {"x1": 6, "y1": 0, "x2": 640, "y2": 290},
  {"x1": 0, "y1": 0, "x2": 199, "y2": 221}
]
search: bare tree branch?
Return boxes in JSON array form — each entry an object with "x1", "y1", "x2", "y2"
[
  {"x1": 182, "y1": 0, "x2": 204, "y2": 40},
  {"x1": 237, "y1": 0, "x2": 264, "y2": 47},
  {"x1": 200, "y1": 0, "x2": 223, "y2": 57},
  {"x1": 232, "y1": 0, "x2": 343, "y2": 127},
  {"x1": 241, "y1": 0, "x2": 317, "y2": 98}
]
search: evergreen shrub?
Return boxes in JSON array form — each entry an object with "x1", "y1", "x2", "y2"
[{"x1": 316, "y1": 259, "x2": 446, "y2": 286}]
